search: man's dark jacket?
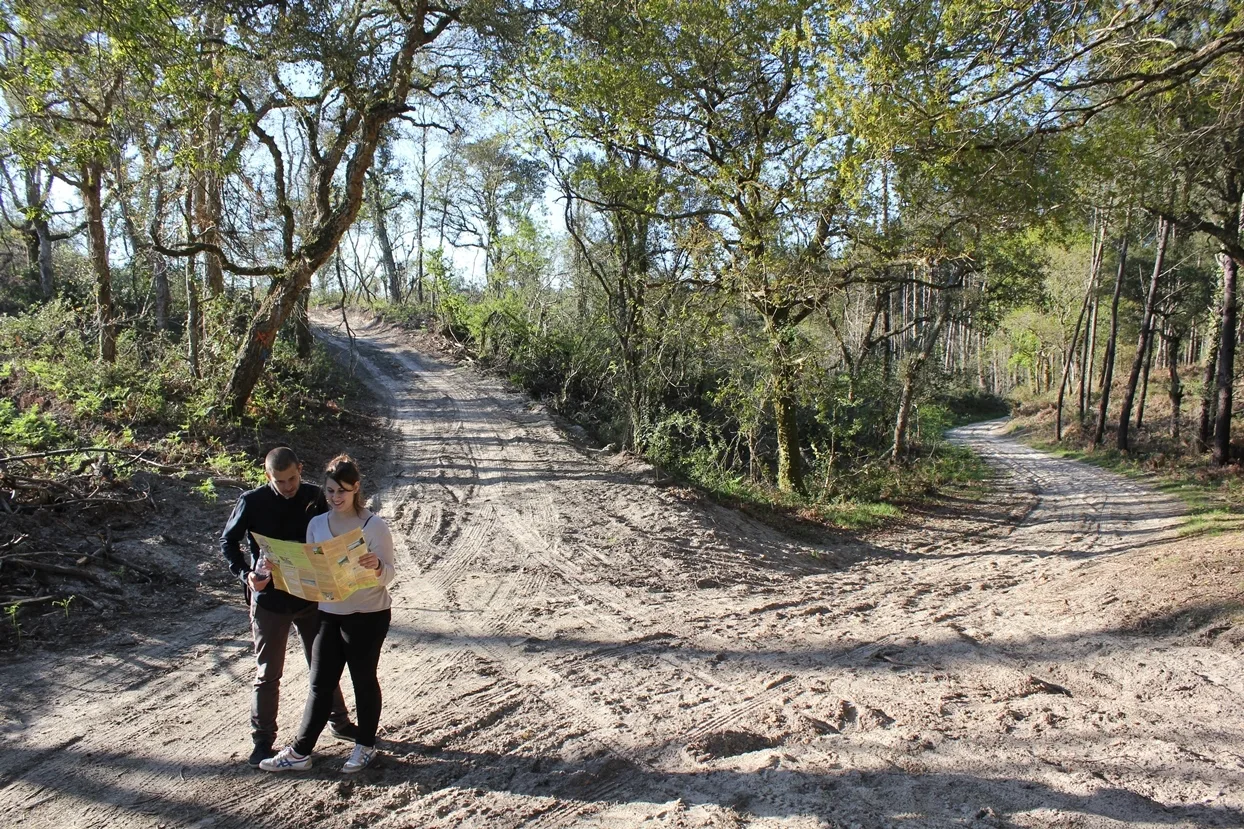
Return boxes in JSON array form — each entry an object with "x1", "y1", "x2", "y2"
[{"x1": 220, "y1": 482, "x2": 328, "y2": 614}]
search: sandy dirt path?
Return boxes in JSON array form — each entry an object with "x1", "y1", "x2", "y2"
[{"x1": 1, "y1": 314, "x2": 1241, "y2": 829}]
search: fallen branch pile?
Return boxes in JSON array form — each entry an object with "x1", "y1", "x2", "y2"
[
  {"x1": 0, "y1": 446, "x2": 176, "y2": 514},
  {"x1": 0, "y1": 448, "x2": 168, "y2": 631}
]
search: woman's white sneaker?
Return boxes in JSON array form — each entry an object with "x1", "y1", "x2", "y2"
[
  {"x1": 259, "y1": 746, "x2": 312, "y2": 772},
  {"x1": 342, "y1": 743, "x2": 377, "y2": 773}
]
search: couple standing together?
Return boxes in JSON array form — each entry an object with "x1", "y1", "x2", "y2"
[{"x1": 220, "y1": 447, "x2": 396, "y2": 774}]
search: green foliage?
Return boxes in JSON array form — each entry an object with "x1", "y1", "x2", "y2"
[
  {"x1": 914, "y1": 403, "x2": 954, "y2": 442},
  {"x1": 0, "y1": 0, "x2": 194, "y2": 171},
  {"x1": 0, "y1": 300, "x2": 190, "y2": 432},
  {"x1": 805, "y1": 369, "x2": 897, "y2": 461},
  {"x1": 640, "y1": 410, "x2": 738, "y2": 491},
  {"x1": 0, "y1": 399, "x2": 64, "y2": 451},
  {"x1": 427, "y1": 273, "x2": 990, "y2": 530},
  {"x1": 427, "y1": 249, "x2": 471, "y2": 341},
  {"x1": 369, "y1": 301, "x2": 427, "y2": 329},
  {"x1": 0, "y1": 297, "x2": 363, "y2": 459},
  {"x1": 193, "y1": 478, "x2": 219, "y2": 503},
  {"x1": 253, "y1": 335, "x2": 352, "y2": 431},
  {"x1": 439, "y1": 288, "x2": 525, "y2": 356},
  {"x1": 5, "y1": 603, "x2": 20, "y2": 646},
  {"x1": 0, "y1": 264, "x2": 46, "y2": 316},
  {"x1": 1001, "y1": 309, "x2": 1055, "y2": 373},
  {"x1": 470, "y1": 293, "x2": 534, "y2": 360},
  {"x1": 14, "y1": 0, "x2": 1226, "y2": 538}
]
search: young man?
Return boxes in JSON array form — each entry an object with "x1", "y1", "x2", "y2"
[{"x1": 220, "y1": 446, "x2": 357, "y2": 767}]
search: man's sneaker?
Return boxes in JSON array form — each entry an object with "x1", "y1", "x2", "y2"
[
  {"x1": 342, "y1": 743, "x2": 377, "y2": 773},
  {"x1": 259, "y1": 746, "x2": 312, "y2": 772},
  {"x1": 329, "y1": 721, "x2": 359, "y2": 742},
  {"x1": 248, "y1": 744, "x2": 276, "y2": 768}
]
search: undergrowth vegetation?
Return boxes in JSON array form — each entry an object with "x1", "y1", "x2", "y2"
[
  {"x1": 0, "y1": 296, "x2": 368, "y2": 478},
  {"x1": 6, "y1": 248, "x2": 1000, "y2": 537},
  {"x1": 375, "y1": 284, "x2": 1004, "y2": 530}
]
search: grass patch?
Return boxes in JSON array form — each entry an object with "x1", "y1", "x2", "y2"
[
  {"x1": 814, "y1": 501, "x2": 901, "y2": 530},
  {"x1": 1180, "y1": 509, "x2": 1244, "y2": 536}
]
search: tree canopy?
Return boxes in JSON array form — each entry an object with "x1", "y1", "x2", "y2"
[{"x1": 2, "y1": 0, "x2": 1243, "y2": 507}]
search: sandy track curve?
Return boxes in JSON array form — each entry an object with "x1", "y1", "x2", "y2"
[{"x1": 1, "y1": 315, "x2": 1240, "y2": 829}]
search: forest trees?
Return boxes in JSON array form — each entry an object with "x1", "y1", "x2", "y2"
[
  {"x1": 0, "y1": 0, "x2": 189, "y2": 361},
  {"x1": 0, "y1": 160, "x2": 69, "y2": 303},
  {"x1": 1066, "y1": 1, "x2": 1244, "y2": 462},
  {"x1": 522, "y1": 0, "x2": 1092, "y2": 490},
  {"x1": 969, "y1": 1, "x2": 1244, "y2": 463},
  {"x1": 523, "y1": 0, "x2": 843, "y2": 492},
  {"x1": 1151, "y1": 51, "x2": 1244, "y2": 466},
  {"x1": 438, "y1": 133, "x2": 546, "y2": 293},
  {"x1": 170, "y1": 0, "x2": 464, "y2": 416},
  {"x1": 3, "y1": 0, "x2": 1244, "y2": 509},
  {"x1": 549, "y1": 149, "x2": 663, "y2": 451},
  {"x1": 2, "y1": 0, "x2": 470, "y2": 412}
]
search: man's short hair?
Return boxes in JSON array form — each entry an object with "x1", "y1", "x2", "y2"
[{"x1": 265, "y1": 446, "x2": 301, "y2": 472}]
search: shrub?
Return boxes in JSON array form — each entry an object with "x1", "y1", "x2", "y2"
[
  {"x1": 0, "y1": 399, "x2": 65, "y2": 452},
  {"x1": 0, "y1": 298, "x2": 364, "y2": 460}
]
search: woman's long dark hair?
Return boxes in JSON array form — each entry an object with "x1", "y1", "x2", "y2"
[{"x1": 325, "y1": 454, "x2": 365, "y2": 515}]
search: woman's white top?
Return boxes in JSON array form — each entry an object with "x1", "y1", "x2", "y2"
[{"x1": 306, "y1": 510, "x2": 396, "y2": 615}]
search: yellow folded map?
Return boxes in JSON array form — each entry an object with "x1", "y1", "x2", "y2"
[{"x1": 251, "y1": 528, "x2": 379, "y2": 602}]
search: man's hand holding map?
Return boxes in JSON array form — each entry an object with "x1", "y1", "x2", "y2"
[{"x1": 251, "y1": 528, "x2": 379, "y2": 602}]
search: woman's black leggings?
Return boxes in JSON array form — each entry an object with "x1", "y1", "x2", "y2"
[{"x1": 293, "y1": 608, "x2": 391, "y2": 754}]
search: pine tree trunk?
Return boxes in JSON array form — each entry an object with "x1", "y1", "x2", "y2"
[
  {"x1": 1079, "y1": 213, "x2": 1108, "y2": 423},
  {"x1": 883, "y1": 289, "x2": 893, "y2": 379},
  {"x1": 1080, "y1": 298, "x2": 1097, "y2": 422},
  {"x1": 184, "y1": 188, "x2": 202, "y2": 378},
  {"x1": 1093, "y1": 233, "x2": 1129, "y2": 447},
  {"x1": 893, "y1": 292, "x2": 949, "y2": 460},
  {"x1": 186, "y1": 257, "x2": 202, "y2": 379},
  {"x1": 1166, "y1": 329, "x2": 1182, "y2": 440},
  {"x1": 197, "y1": 8, "x2": 226, "y2": 298},
  {"x1": 1136, "y1": 330, "x2": 1154, "y2": 429},
  {"x1": 976, "y1": 330, "x2": 985, "y2": 388},
  {"x1": 415, "y1": 126, "x2": 428, "y2": 305},
  {"x1": 1197, "y1": 306, "x2": 1220, "y2": 453},
  {"x1": 1056, "y1": 278, "x2": 1094, "y2": 441},
  {"x1": 1212, "y1": 251, "x2": 1239, "y2": 465},
  {"x1": 1117, "y1": 218, "x2": 1169, "y2": 451}
]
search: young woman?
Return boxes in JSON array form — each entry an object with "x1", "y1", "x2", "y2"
[{"x1": 260, "y1": 454, "x2": 396, "y2": 774}]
